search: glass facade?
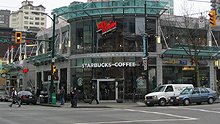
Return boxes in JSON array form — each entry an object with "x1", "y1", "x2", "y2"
[
  {"x1": 71, "y1": 57, "x2": 157, "y2": 100},
  {"x1": 71, "y1": 17, "x2": 157, "y2": 54}
]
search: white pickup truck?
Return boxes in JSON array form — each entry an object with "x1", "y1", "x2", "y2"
[{"x1": 144, "y1": 84, "x2": 194, "y2": 106}]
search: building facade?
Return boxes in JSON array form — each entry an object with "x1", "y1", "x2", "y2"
[
  {"x1": 9, "y1": 0, "x2": 46, "y2": 32},
  {"x1": 5, "y1": 0, "x2": 219, "y2": 102},
  {"x1": 0, "y1": 10, "x2": 10, "y2": 27}
]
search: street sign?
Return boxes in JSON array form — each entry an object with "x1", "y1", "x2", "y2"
[
  {"x1": 48, "y1": 75, "x2": 51, "y2": 81},
  {"x1": 143, "y1": 59, "x2": 148, "y2": 70},
  {"x1": 52, "y1": 58, "x2": 55, "y2": 62}
]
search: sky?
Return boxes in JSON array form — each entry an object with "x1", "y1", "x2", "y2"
[{"x1": 0, "y1": 0, "x2": 211, "y2": 27}]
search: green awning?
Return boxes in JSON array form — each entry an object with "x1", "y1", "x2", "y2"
[
  {"x1": 27, "y1": 52, "x2": 66, "y2": 66},
  {"x1": 162, "y1": 46, "x2": 220, "y2": 59},
  {"x1": 53, "y1": 0, "x2": 168, "y2": 20}
]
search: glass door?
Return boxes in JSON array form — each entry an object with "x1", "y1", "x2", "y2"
[{"x1": 99, "y1": 81, "x2": 115, "y2": 100}]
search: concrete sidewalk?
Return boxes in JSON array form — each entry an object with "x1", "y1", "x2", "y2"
[
  {"x1": 40, "y1": 101, "x2": 145, "y2": 108},
  {"x1": 40, "y1": 99, "x2": 220, "y2": 108}
]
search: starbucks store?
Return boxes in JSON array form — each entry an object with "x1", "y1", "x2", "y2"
[{"x1": 52, "y1": 0, "x2": 168, "y2": 101}]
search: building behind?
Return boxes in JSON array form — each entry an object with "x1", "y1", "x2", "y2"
[
  {"x1": 9, "y1": 0, "x2": 46, "y2": 32},
  {"x1": 0, "y1": 10, "x2": 10, "y2": 27}
]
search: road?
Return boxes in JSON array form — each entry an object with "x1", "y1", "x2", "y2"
[{"x1": 0, "y1": 102, "x2": 220, "y2": 124}]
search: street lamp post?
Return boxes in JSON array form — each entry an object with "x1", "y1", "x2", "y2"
[
  {"x1": 30, "y1": 12, "x2": 56, "y2": 103},
  {"x1": 50, "y1": 14, "x2": 56, "y2": 100}
]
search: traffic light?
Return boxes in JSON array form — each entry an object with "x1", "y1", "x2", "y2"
[
  {"x1": 52, "y1": 65, "x2": 57, "y2": 74},
  {"x1": 209, "y1": 10, "x2": 217, "y2": 27},
  {"x1": 15, "y1": 32, "x2": 22, "y2": 44}
]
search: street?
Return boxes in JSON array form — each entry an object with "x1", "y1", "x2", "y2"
[{"x1": 0, "y1": 102, "x2": 220, "y2": 124}]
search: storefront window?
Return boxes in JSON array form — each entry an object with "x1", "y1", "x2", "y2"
[
  {"x1": 84, "y1": 20, "x2": 93, "y2": 53},
  {"x1": 71, "y1": 17, "x2": 157, "y2": 54},
  {"x1": 75, "y1": 21, "x2": 83, "y2": 53}
]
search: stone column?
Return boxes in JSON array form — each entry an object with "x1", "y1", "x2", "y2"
[{"x1": 156, "y1": 18, "x2": 163, "y2": 86}]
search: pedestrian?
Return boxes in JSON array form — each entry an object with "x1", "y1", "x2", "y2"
[
  {"x1": 9, "y1": 88, "x2": 21, "y2": 107},
  {"x1": 70, "y1": 87, "x2": 78, "y2": 108},
  {"x1": 60, "y1": 86, "x2": 65, "y2": 105},
  {"x1": 36, "y1": 87, "x2": 41, "y2": 104},
  {"x1": 89, "y1": 85, "x2": 99, "y2": 104}
]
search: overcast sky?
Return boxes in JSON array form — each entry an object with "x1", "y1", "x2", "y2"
[{"x1": 0, "y1": 0, "x2": 210, "y2": 27}]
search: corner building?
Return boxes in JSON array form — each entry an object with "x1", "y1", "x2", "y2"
[
  {"x1": 51, "y1": 0, "x2": 168, "y2": 101},
  {"x1": 35, "y1": 0, "x2": 217, "y2": 102}
]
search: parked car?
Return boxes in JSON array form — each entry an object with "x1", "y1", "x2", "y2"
[
  {"x1": 18, "y1": 91, "x2": 37, "y2": 105},
  {"x1": 169, "y1": 87, "x2": 217, "y2": 106},
  {"x1": 144, "y1": 84, "x2": 194, "y2": 106},
  {"x1": 0, "y1": 90, "x2": 10, "y2": 102},
  {"x1": 39, "y1": 90, "x2": 49, "y2": 104}
]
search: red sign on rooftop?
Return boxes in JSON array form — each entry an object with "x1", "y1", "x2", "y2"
[{"x1": 97, "y1": 20, "x2": 117, "y2": 35}]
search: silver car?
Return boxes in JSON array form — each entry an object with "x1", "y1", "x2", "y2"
[{"x1": 170, "y1": 87, "x2": 218, "y2": 106}]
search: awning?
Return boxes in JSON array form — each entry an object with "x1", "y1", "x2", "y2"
[
  {"x1": 162, "y1": 46, "x2": 220, "y2": 59},
  {"x1": 53, "y1": 0, "x2": 168, "y2": 21}
]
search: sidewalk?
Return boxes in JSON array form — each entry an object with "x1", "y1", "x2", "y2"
[
  {"x1": 39, "y1": 99, "x2": 220, "y2": 108},
  {"x1": 40, "y1": 101, "x2": 145, "y2": 108}
]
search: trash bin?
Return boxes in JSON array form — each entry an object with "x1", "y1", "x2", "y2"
[{"x1": 52, "y1": 93, "x2": 56, "y2": 105}]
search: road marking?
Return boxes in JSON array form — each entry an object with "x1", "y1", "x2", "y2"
[
  {"x1": 178, "y1": 107, "x2": 220, "y2": 114},
  {"x1": 124, "y1": 109, "x2": 197, "y2": 120},
  {"x1": 74, "y1": 108, "x2": 197, "y2": 124},
  {"x1": 74, "y1": 118, "x2": 196, "y2": 124}
]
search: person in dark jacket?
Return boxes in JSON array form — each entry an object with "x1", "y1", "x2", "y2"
[
  {"x1": 89, "y1": 85, "x2": 99, "y2": 104},
  {"x1": 60, "y1": 86, "x2": 65, "y2": 105},
  {"x1": 9, "y1": 88, "x2": 21, "y2": 107},
  {"x1": 70, "y1": 87, "x2": 77, "y2": 107}
]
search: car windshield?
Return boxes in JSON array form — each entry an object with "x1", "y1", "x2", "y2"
[
  {"x1": 180, "y1": 88, "x2": 193, "y2": 95},
  {"x1": 153, "y1": 85, "x2": 166, "y2": 92}
]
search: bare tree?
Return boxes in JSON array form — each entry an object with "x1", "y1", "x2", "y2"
[{"x1": 160, "y1": 2, "x2": 209, "y2": 87}]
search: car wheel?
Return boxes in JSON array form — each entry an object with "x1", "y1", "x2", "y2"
[
  {"x1": 208, "y1": 98, "x2": 214, "y2": 104},
  {"x1": 159, "y1": 98, "x2": 166, "y2": 106},
  {"x1": 183, "y1": 99, "x2": 190, "y2": 106}
]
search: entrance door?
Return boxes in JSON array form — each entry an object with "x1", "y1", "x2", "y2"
[
  {"x1": 97, "y1": 79, "x2": 118, "y2": 101},
  {"x1": 99, "y1": 81, "x2": 115, "y2": 100}
]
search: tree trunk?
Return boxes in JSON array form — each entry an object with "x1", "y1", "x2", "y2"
[{"x1": 195, "y1": 60, "x2": 200, "y2": 87}]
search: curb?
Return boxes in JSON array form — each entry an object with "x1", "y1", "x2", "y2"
[{"x1": 39, "y1": 104, "x2": 61, "y2": 107}]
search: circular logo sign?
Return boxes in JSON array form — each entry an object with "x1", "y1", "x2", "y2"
[{"x1": 77, "y1": 78, "x2": 83, "y2": 86}]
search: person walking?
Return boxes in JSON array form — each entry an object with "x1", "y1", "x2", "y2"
[
  {"x1": 9, "y1": 88, "x2": 21, "y2": 107},
  {"x1": 60, "y1": 86, "x2": 65, "y2": 105},
  {"x1": 70, "y1": 87, "x2": 78, "y2": 108},
  {"x1": 36, "y1": 87, "x2": 41, "y2": 104},
  {"x1": 89, "y1": 85, "x2": 99, "y2": 104}
]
